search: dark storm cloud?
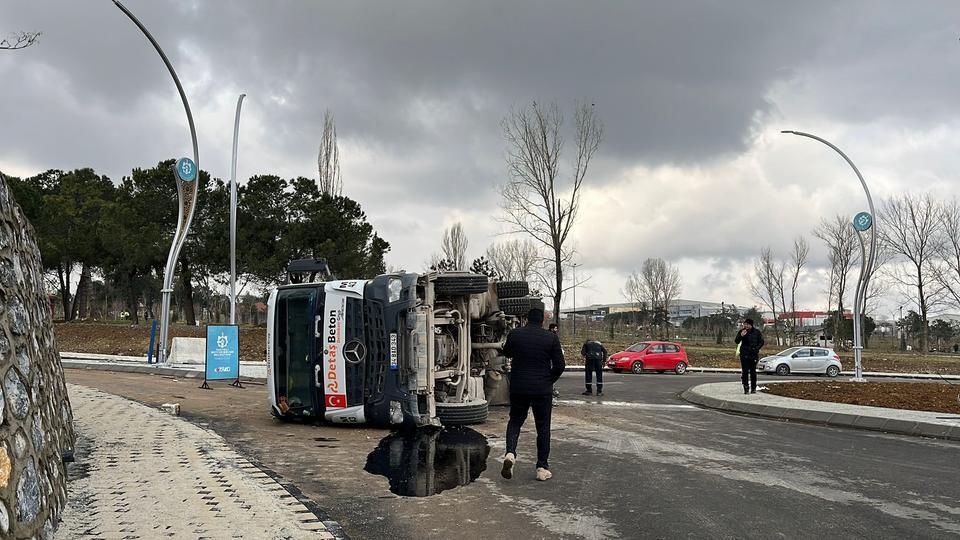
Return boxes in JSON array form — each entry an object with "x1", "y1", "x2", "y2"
[
  {"x1": 5, "y1": 0, "x2": 960, "y2": 308},
  {"x1": 3, "y1": 1, "x2": 832, "y2": 179}
]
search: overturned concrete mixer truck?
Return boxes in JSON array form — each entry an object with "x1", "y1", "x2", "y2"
[{"x1": 266, "y1": 260, "x2": 542, "y2": 427}]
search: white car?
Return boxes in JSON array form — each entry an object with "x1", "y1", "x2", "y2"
[{"x1": 758, "y1": 347, "x2": 842, "y2": 377}]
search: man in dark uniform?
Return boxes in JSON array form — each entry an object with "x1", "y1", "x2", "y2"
[
  {"x1": 734, "y1": 318, "x2": 765, "y2": 394},
  {"x1": 501, "y1": 308, "x2": 565, "y2": 482},
  {"x1": 581, "y1": 339, "x2": 608, "y2": 396}
]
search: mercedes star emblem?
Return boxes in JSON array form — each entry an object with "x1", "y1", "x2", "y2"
[{"x1": 343, "y1": 340, "x2": 367, "y2": 364}]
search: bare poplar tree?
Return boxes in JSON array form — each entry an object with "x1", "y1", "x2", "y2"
[
  {"x1": 864, "y1": 243, "x2": 894, "y2": 315},
  {"x1": 786, "y1": 237, "x2": 809, "y2": 341},
  {"x1": 0, "y1": 31, "x2": 41, "y2": 50},
  {"x1": 813, "y1": 215, "x2": 858, "y2": 345},
  {"x1": 440, "y1": 222, "x2": 469, "y2": 270},
  {"x1": 500, "y1": 100, "x2": 603, "y2": 318},
  {"x1": 750, "y1": 248, "x2": 785, "y2": 344},
  {"x1": 628, "y1": 258, "x2": 682, "y2": 337},
  {"x1": 935, "y1": 199, "x2": 960, "y2": 311},
  {"x1": 317, "y1": 109, "x2": 342, "y2": 197},
  {"x1": 622, "y1": 271, "x2": 645, "y2": 310},
  {"x1": 486, "y1": 238, "x2": 539, "y2": 281},
  {"x1": 879, "y1": 193, "x2": 945, "y2": 353}
]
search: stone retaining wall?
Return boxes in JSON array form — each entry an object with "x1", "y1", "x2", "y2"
[{"x1": 0, "y1": 174, "x2": 75, "y2": 538}]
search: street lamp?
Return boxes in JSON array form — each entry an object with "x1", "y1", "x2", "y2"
[
  {"x1": 571, "y1": 262, "x2": 582, "y2": 339},
  {"x1": 113, "y1": 0, "x2": 199, "y2": 364},
  {"x1": 782, "y1": 130, "x2": 877, "y2": 382},
  {"x1": 229, "y1": 94, "x2": 246, "y2": 325}
]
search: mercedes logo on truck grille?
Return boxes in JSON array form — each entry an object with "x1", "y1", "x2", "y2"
[{"x1": 344, "y1": 340, "x2": 367, "y2": 364}]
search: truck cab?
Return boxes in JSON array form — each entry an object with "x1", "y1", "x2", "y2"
[{"x1": 267, "y1": 268, "x2": 536, "y2": 427}]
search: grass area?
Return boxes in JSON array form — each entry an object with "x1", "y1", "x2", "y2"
[
  {"x1": 55, "y1": 322, "x2": 960, "y2": 375},
  {"x1": 54, "y1": 321, "x2": 268, "y2": 363},
  {"x1": 764, "y1": 381, "x2": 960, "y2": 415}
]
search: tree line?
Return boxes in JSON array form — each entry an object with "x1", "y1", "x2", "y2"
[
  {"x1": 751, "y1": 193, "x2": 960, "y2": 352},
  {"x1": 3, "y1": 162, "x2": 389, "y2": 325}
]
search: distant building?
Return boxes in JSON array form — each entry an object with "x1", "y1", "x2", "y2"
[
  {"x1": 761, "y1": 310, "x2": 851, "y2": 329},
  {"x1": 561, "y1": 299, "x2": 729, "y2": 325}
]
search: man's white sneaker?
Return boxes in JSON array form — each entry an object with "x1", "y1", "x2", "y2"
[
  {"x1": 536, "y1": 467, "x2": 553, "y2": 481},
  {"x1": 501, "y1": 453, "x2": 516, "y2": 479}
]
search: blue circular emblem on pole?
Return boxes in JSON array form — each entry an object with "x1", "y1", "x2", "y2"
[
  {"x1": 175, "y1": 157, "x2": 197, "y2": 182},
  {"x1": 853, "y1": 211, "x2": 873, "y2": 232}
]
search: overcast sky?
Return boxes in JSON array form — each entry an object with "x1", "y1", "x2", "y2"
[{"x1": 4, "y1": 1, "x2": 960, "y2": 317}]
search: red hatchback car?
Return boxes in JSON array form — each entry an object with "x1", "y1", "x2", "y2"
[{"x1": 607, "y1": 341, "x2": 689, "y2": 375}]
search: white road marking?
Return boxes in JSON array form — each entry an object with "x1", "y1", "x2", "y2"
[{"x1": 557, "y1": 399, "x2": 698, "y2": 409}]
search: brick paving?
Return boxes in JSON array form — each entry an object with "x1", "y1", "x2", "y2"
[{"x1": 57, "y1": 384, "x2": 338, "y2": 539}]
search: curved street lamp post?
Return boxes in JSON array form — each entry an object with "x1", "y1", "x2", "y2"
[
  {"x1": 230, "y1": 94, "x2": 246, "y2": 325},
  {"x1": 781, "y1": 130, "x2": 877, "y2": 381},
  {"x1": 113, "y1": 0, "x2": 199, "y2": 364}
]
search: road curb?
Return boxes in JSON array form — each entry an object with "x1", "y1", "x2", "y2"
[
  {"x1": 61, "y1": 359, "x2": 266, "y2": 383},
  {"x1": 681, "y1": 383, "x2": 960, "y2": 442}
]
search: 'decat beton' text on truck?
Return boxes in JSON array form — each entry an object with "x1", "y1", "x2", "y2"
[{"x1": 267, "y1": 262, "x2": 542, "y2": 428}]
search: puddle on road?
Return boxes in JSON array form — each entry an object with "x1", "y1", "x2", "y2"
[{"x1": 364, "y1": 427, "x2": 490, "y2": 497}]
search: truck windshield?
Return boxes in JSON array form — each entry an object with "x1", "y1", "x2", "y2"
[{"x1": 276, "y1": 287, "x2": 320, "y2": 411}]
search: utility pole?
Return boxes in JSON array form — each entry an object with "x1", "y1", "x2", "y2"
[{"x1": 571, "y1": 262, "x2": 582, "y2": 340}]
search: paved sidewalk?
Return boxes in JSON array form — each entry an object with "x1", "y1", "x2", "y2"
[
  {"x1": 58, "y1": 384, "x2": 339, "y2": 539},
  {"x1": 682, "y1": 381, "x2": 960, "y2": 441}
]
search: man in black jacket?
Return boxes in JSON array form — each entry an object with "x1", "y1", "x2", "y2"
[
  {"x1": 501, "y1": 308, "x2": 565, "y2": 482},
  {"x1": 580, "y1": 339, "x2": 608, "y2": 396},
  {"x1": 734, "y1": 318, "x2": 765, "y2": 394}
]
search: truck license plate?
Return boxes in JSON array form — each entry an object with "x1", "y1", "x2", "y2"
[{"x1": 389, "y1": 333, "x2": 398, "y2": 370}]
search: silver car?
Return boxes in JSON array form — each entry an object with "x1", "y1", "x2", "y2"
[{"x1": 757, "y1": 347, "x2": 842, "y2": 377}]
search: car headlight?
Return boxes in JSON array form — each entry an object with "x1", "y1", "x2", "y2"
[{"x1": 388, "y1": 277, "x2": 402, "y2": 303}]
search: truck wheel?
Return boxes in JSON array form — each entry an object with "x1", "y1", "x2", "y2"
[
  {"x1": 435, "y1": 273, "x2": 490, "y2": 296},
  {"x1": 436, "y1": 400, "x2": 489, "y2": 425},
  {"x1": 499, "y1": 297, "x2": 532, "y2": 316},
  {"x1": 496, "y1": 281, "x2": 530, "y2": 299}
]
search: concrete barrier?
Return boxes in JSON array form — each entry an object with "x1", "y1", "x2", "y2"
[{"x1": 168, "y1": 337, "x2": 206, "y2": 365}]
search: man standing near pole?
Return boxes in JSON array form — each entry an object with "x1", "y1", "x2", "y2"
[
  {"x1": 580, "y1": 338, "x2": 607, "y2": 396},
  {"x1": 735, "y1": 318, "x2": 765, "y2": 395}
]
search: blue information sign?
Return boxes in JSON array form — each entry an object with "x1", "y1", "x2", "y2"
[
  {"x1": 853, "y1": 211, "x2": 873, "y2": 232},
  {"x1": 175, "y1": 157, "x2": 197, "y2": 182},
  {"x1": 205, "y1": 325, "x2": 239, "y2": 381}
]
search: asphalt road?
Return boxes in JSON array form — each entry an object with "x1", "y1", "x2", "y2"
[{"x1": 64, "y1": 369, "x2": 960, "y2": 540}]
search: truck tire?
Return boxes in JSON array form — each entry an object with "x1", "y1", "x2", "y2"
[
  {"x1": 496, "y1": 281, "x2": 529, "y2": 299},
  {"x1": 436, "y1": 400, "x2": 489, "y2": 425},
  {"x1": 435, "y1": 273, "x2": 490, "y2": 296},
  {"x1": 499, "y1": 297, "x2": 532, "y2": 316}
]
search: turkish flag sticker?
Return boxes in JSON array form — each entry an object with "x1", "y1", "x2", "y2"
[{"x1": 326, "y1": 394, "x2": 347, "y2": 408}]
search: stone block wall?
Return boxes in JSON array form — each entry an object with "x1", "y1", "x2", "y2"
[{"x1": 0, "y1": 174, "x2": 75, "y2": 538}]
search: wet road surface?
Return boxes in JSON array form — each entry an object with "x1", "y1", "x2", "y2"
[{"x1": 64, "y1": 368, "x2": 960, "y2": 539}]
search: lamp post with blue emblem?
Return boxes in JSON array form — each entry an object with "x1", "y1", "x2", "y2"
[
  {"x1": 782, "y1": 131, "x2": 877, "y2": 381},
  {"x1": 113, "y1": 1, "x2": 200, "y2": 364}
]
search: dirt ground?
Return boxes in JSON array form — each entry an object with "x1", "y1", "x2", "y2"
[
  {"x1": 764, "y1": 381, "x2": 960, "y2": 415},
  {"x1": 55, "y1": 321, "x2": 267, "y2": 362},
  {"x1": 54, "y1": 322, "x2": 960, "y2": 374}
]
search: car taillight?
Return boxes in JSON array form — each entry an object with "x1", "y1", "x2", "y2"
[{"x1": 832, "y1": 355, "x2": 840, "y2": 360}]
